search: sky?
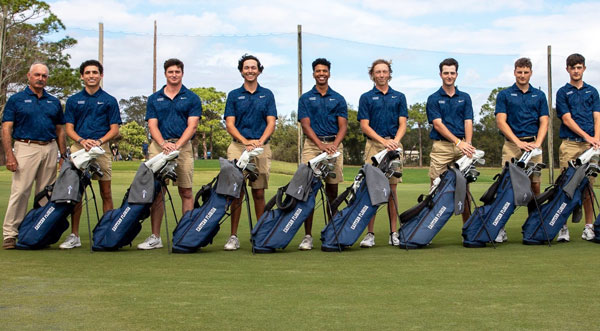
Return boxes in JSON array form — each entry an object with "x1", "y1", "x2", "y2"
[{"x1": 45, "y1": 0, "x2": 600, "y2": 119}]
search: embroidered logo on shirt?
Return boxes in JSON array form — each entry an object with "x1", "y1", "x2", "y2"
[
  {"x1": 97, "y1": 102, "x2": 104, "y2": 104},
  {"x1": 47, "y1": 100, "x2": 53, "y2": 103},
  {"x1": 24, "y1": 100, "x2": 32, "y2": 103},
  {"x1": 532, "y1": 95, "x2": 538, "y2": 97},
  {"x1": 329, "y1": 98, "x2": 335, "y2": 101},
  {"x1": 438, "y1": 100, "x2": 445, "y2": 104},
  {"x1": 309, "y1": 97, "x2": 316, "y2": 101},
  {"x1": 566, "y1": 91, "x2": 574, "y2": 95},
  {"x1": 585, "y1": 90, "x2": 592, "y2": 94},
  {"x1": 157, "y1": 97, "x2": 164, "y2": 101},
  {"x1": 458, "y1": 99, "x2": 465, "y2": 103},
  {"x1": 511, "y1": 93, "x2": 518, "y2": 97},
  {"x1": 391, "y1": 95, "x2": 397, "y2": 99},
  {"x1": 259, "y1": 95, "x2": 266, "y2": 98},
  {"x1": 238, "y1": 96, "x2": 245, "y2": 99},
  {"x1": 180, "y1": 96, "x2": 187, "y2": 99},
  {"x1": 372, "y1": 97, "x2": 379, "y2": 100},
  {"x1": 78, "y1": 101, "x2": 85, "y2": 104}
]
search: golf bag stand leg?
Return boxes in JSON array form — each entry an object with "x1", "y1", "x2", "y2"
[
  {"x1": 467, "y1": 191, "x2": 496, "y2": 249},
  {"x1": 243, "y1": 182, "x2": 255, "y2": 254},
  {"x1": 162, "y1": 184, "x2": 178, "y2": 254},
  {"x1": 85, "y1": 182, "x2": 101, "y2": 253},
  {"x1": 529, "y1": 194, "x2": 552, "y2": 247}
]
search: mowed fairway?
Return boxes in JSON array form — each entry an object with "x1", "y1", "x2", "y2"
[{"x1": 1, "y1": 161, "x2": 599, "y2": 330}]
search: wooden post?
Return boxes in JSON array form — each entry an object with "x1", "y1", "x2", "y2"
[
  {"x1": 547, "y1": 45, "x2": 554, "y2": 184},
  {"x1": 153, "y1": 20, "x2": 157, "y2": 93},
  {"x1": 98, "y1": 22, "x2": 103, "y2": 88},
  {"x1": 297, "y1": 24, "x2": 303, "y2": 164}
]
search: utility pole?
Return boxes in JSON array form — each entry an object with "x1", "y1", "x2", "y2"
[
  {"x1": 98, "y1": 22, "x2": 104, "y2": 88},
  {"x1": 297, "y1": 24, "x2": 303, "y2": 164},
  {"x1": 547, "y1": 45, "x2": 554, "y2": 184},
  {"x1": 153, "y1": 20, "x2": 157, "y2": 93}
]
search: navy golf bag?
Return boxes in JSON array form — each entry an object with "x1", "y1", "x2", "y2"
[
  {"x1": 397, "y1": 167, "x2": 467, "y2": 249},
  {"x1": 92, "y1": 163, "x2": 163, "y2": 251},
  {"x1": 462, "y1": 162, "x2": 534, "y2": 247},
  {"x1": 522, "y1": 165, "x2": 588, "y2": 245},
  {"x1": 171, "y1": 158, "x2": 243, "y2": 253},
  {"x1": 593, "y1": 212, "x2": 600, "y2": 243},
  {"x1": 17, "y1": 161, "x2": 86, "y2": 250}
]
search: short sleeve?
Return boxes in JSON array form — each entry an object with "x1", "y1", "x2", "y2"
[
  {"x1": 108, "y1": 97, "x2": 123, "y2": 125},
  {"x1": 337, "y1": 95, "x2": 348, "y2": 119},
  {"x1": 357, "y1": 94, "x2": 370, "y2": 121},
  {"x1": 464, "y1": 94, "x2": 474, "y2": 120},
  {"x1": 2, "y1": 96, "x2": 17, "y2": 122},
  {"x1": 189, "y1": 93, "x2": 203, "y2": 118},
  {"x1": 145, "y1": 97, "x2": 156, "y2": 121},
  {"x1": 224, "y1": 93, "x2": 236, "y2": 119},
  {"x1": 426, "y1": 95, "x2": 441, "y2": 124},
  {"x1": 495, "y1": 90, "x2": 507, "y2": 114},
  {"x1": 555, "y1": 88, "x2": 569, "y2": 118},
  {"x1": 297, "y1": 95, "x2": 308, "y2": 120}
]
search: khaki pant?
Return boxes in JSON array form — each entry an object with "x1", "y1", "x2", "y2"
[
  {"x1": 559, "y1": 140, "x2": 596, "y2": 184},
  {"x1": 428, "y1": 140, "x2": 463, "y2": 180},
  {"x1": 301, "y1": 139, "x2": 344, "y2": 184},
  {"x1": 364, "y1": 139, "x2": 403, "y2": 184},
  {"x1": 501, "y1": 141, "x2": 542, "y2": 183},
  {"x1": 3, "y1": 141, "x2": 58, "y2": 239},
  {"x1": 149, "y1": 140, "x2": 194, "y2": 188},
  {"x1": 227, "y1": 142, "x2": 272, "y2": 189},
  {"x1": 70, "y1": 142, "x2": 112, "y2": 181}
]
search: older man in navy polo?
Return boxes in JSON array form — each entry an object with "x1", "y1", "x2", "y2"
[
  {"x1": 138, "y1": 58, "x2": 202, "y2": 250},
  {"x1": 426, "y1": 58, "x2": 476, "y2": 224},
  {"x1": 2, "y1": 63, "x2": 66, "y2": 249},
  {"x1": 296, "y1": 57, "x2": 348, "y2": 250},
  {"x1": 223, "y1": 54, "x2": 277, "y2": 251},
  {"x1": 555, "y1": 53, "x2": 600, "y2": 242}
]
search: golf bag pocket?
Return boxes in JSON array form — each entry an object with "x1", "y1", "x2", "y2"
[{"x1": 17, "y1": 200, "x2": 72, "y2": 250}]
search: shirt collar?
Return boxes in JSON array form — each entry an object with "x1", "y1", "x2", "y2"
[
  {"x1": 566, "y1": 81, "x2": 590, "y2": 91},
  {"x1": 159, "y1": 84, "x2": 188, "y2": 98},
  {"x1": 510, "y1": 83, "x2": 533, "y2": 94},
  {"x1": 82, "y1": 87, "x2": 103, "y2": 98},
  {"x1": 25, "y1": 86, "x2": 48, "y2": 99},
  {"x1": 310, "y1": 85, "x2": 331, "y2": 96},
  {"x1": 437, "y1": 86, "x2": 461, "y2": 98},
  {"x1": 371, "y1": 85, "x2": 394, "y2": 95},
  {"x1": 241, "y1": 83, "x2": 262, "y2": 94}
]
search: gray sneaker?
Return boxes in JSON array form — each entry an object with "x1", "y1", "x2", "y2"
[
  {"x1": 388, "y1": 232, "x2": 400, "y2": 246},
  {"x1": 137, "y1": 234, "x2": 163, "y2": 250},
  {"x1": 224, "y1": 235, "x2": 240, "y2": 251},
  {"x1": 582, "y1": 226, "x2": 595, "y2": 241},
  {"x1": 360, "y1": 232, "x2": 375, "y2": 248},
  {"x1": 298, "y1": 235, "x2": 313, "y2": 250},
  {"x1": 494, "y1": 227, "x2": 508, "y2": 243},
  {"x1": 557, "y1": 225, "x2": 570, "y2": 242},
  {"x1": 59, "y1": 233, "x2": 81, "y2": 249}
]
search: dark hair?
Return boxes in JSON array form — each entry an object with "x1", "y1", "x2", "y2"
[
  {"x1": 79, "y1": 60, "x2": 103, "y2": 75},
  {"x1": 439, "y1": 58, "x2": 459, "y2": 72},
  {"x1": 237, "y1": 54, "x2": 264, "y2": 72},
  {"x1": 368, "y1": 59, "x2": 392, "y2": 79},
  {"x1": 312, "y1": 58, "x2": 331, "y2": 71},
  {"x1": 164, "y1": 58, "x2": 184, "y2": 73},
  {"x1": 514, "y1": 57, "x2": 532, "y2": 69},
  {"x1": 566, "y1": 53, "x2": 585, "y2": 67}
]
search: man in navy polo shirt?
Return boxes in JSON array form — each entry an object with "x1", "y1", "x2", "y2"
[
  {"x1": 2, "y1": 63, "x2": 66, "y2": 249},
  {"x1": 59, "y1": 59, "x2": 122, "y2": 249},
  {"x1": 357, "y1": 58, "x2": 407, "y2": 248},
  {"x1": 426, "y1": 58, "x2": 476, "y2": 224},
  {"x1": 138, "y1": 58, "x2": 202, "y2": 250},
  {"x1": 555, "y1": 53, "x2": 600, "y2": 242},
  {"x1": 297, "y1": 58, "x2": 347, "y2": 250},
  {"x1": 494, "y1": 57, "x2": 548, "y2": 243},
  {"x1": 223, "y1": 54, "x2": 277, "y2": 251}
]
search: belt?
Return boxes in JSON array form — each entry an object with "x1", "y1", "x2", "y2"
[
  {"x1": 317, "y1": 135, "x2": 336, "y2": 143},
  {"x1": 366, "y1": 135, "x2": 392, "y2": 140},
  {"x1": 234, "y1": 138, "x2": 269, "y2": 144},
  {"x1": 507, "y1": 136, "x2": 536, "y2": 143},
  {"x1": 16, "y1": 139, "x2": 54, "y2": 145},
  {"x1": 434, "y1": 138, "x2": 464, "y2": 142},
  {"x1": 565, "y1": 137, "x2": 585, "y2": 143}
]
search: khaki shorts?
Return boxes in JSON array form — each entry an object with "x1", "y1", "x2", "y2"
[
  {"x1": 227, "y1": 142, "x2": 271, "y2": 189},
  {"x1": 301, "y1": 139, "x2": 343, "y2": 184},
  {"x1": 364, "y1": 139, "x2": 403, "y2": 185},
  {"x1": 559, "y1": 140, "x2": 596, "y2": 184},
  {"x1": 428, "y1": 140, "x2": 463, "y2": 180},
  {"x1": 149, "y1": 140, "x2": 194, "y2": 188},
  {"x1": 501, "y1": 141, "x2": 542, "y2": 183},
  {"x1": 70, "y1": 142, "x2": 112, "y2": 181}
]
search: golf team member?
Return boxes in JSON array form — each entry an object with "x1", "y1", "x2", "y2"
[
  {"x1": 297, "y1": 58, "x2": 348, "y2": 250},
  {"x1": 138, "y1": 58, "x2": 202, "y2": 250},
  {"x1": 357, "y1": 59, "x2": 407, "y2": 248},
  {"x1": 426, "y1": 58, "x2": 475, "y2": 224},
  {"x1": 494, "y1": 57, "x2": 548, "y2": 243},
  {"x1": 2, "y1": 63, "x2": 66, "y2": 249},
  {"x1": 555, "y1": 53, "x2": 600, "y2": 242},
  {"x1": 224, "y1": 54, "x2": 276, "y2": 251},
  {"x1": 59, "y1": 60, "x2": 122, "y2": 249}
]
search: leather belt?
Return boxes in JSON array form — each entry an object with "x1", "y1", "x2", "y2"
[
  {"x1": 16, "y1": 139, "x2": 54, "y2": 145},
  {"x1": 317, "y1": 135, "x2": 336, "y2": 143}
]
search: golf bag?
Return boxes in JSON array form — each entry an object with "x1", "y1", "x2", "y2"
[
  {"x1": 522, "y1": 164, "x2": 589, "y2": 245},
  {"x1": 16, "y1": 160, "x2": 87, "y2": 249},
  {"x1": 397, "y1": 150, "x2": 485, "y2": 249},
  {"x1": 462, "y1": 151, "x2": 541, "y2": 247},
  {"x1": 171, "y1": 158, "x2": 244, "y2": 253},
  {"x1": 320, "y1": 149, "x2": 402, "y2": 251}
]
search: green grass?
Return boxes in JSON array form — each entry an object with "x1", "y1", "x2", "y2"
[{"x1": 0, "y1": 162, "x2": 598, "y2": 330}]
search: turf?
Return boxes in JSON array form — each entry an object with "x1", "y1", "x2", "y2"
[{"x1": 0, "y1": 161, "x2": 598, "y2": 330}]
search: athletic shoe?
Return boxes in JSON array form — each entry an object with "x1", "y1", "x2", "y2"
[
  {"x1": 224, "y1": 235, "x2": 240, "y2": 251},
  {"x1": 388, "y1": 232, "x2": 400, "y2": 246},
  {"x1": 2, "y1": 238, "x2": 16, "y2": 250},
  {"x1": 557, "y1": 225, "x2": 570, "y2": 242},
  {"x1": 494, "y1": 228, "x2": 508, "y2": 243},
  {"x1": 572, "y1": 205, "x2": 582, "y2": 223},
  {"x1": 582, "y1": 226, "x2": 595, "y2": 241},
  {"x1": 137, "y1": 234, "x2": 163, "y2": 250},
  {"x1": 298, "y1": 235, "x2": 313, "y2": 250},
  {"x1": 59, "y1": 233, "x2": 81, "y2": 249},
  {"x1": 360, "y1": 232, "x2": 375, "y2": 248}
]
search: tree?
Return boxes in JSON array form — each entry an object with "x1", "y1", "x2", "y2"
[
  {"x1": 119, "y1": 95, "x2": 148, "y2": 128},
  {"x1": 407, "y1": 102, "x2": 429, "y2": 167},
  {"x1": 473, "y1": 87, "x2": 508, "y2": 166},
  {"x1": 343, "y1": 107, "x2": 366, "y2": 165},
  {"x1": 117, "y1": 121, "x2": 146, "y2": 160},
  {"x1": 270, "y1": 112, "x2": 298, "y2": 163},
  {"x1": 189, "y1": 87, "x2": 230, "y2": 159}
]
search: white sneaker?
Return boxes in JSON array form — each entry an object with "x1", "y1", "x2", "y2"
[
  {"x1": 224, "y1": 235, "x2": 240, "y2": 251},
  {"x1": 494, "y1": 227, "x2": 508, "y2": 243},
  {"x1": 298, "y1": 235, "x2": 313, "y2": 250},
  {"x1": 59, "y1": 233, "x2": 81, "y2": 249},
  {"x1": 388, "y1": 232, "x2": 400, "y2": 246},
  {"x1": 557, "y1": 225, "x2": 570, "y2": 242},
  {"x1": 360, "y1": 232, "x2": 375, "y2": 248},
  {"x1": 137, "y1": 234, "x2": 163, "y2": 250},
  {"x1": 582, "y1": 226, "x2": 595, "y2": 241}
]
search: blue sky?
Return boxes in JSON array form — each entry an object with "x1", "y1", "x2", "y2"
[{"x1": 46, "y1": 0, "x2": 600, "y2": 119}]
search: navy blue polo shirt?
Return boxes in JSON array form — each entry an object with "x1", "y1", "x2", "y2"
[
  {"x1": 145, "y1": 85, "x2": 202, "y2": 140},
  {"x1": 2, "y1": 87, "x2": 65, "y2": 141},
  {"x1": 495, "y1": 84, "x2": 548, "y2": 138},
  {"x1": 556, "y1": 82, "x2": 600, "y2": 140},
  {"x1": 357, "y1": 86, "x2": 407, "y2": 138},
  {"x1": 224, "y1": 84, "x2": 277, "y2": 139},
  {"x1": 65, "y1": 88, "x2": 122, "y2": 140},
  {"x1": 298, "y1": 85, "x2": 347, "y2": 137},
  {"x1": 426, "y1": 87, "x2": 473, "y2": 140}
]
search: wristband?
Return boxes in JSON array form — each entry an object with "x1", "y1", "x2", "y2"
[
  {"x1": 98, "y1": 139, "x2": 103, "y2": 145},
  {"x1": 160, "y1": 141, "x2": 166, "y2": 147},
  {"x1": 455, "y1": 139, "x2": 461, "y2": 146},
  {"x1": 77, "y1": 138, "x2": 84, "y2": 143}
]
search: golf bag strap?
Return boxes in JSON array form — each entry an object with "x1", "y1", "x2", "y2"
[
  {"x1": 33, "y1": 185, "x2": 53, "y2": 209},
  {"x1": 275, "y1": 184, "x2": 297, "y2": 212},
  {"x1": 331, "y1": 185, "x2": 352, "y2": 211},
  {"x1": 479, "y1": 169, "x2": 505, "y2": 205},
  {"x1": 264, "y1": 194, "x2": 277, "y2": 212},
  {"x1": 194, "y1": 177, "x2": 217, "y2": 209}
]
